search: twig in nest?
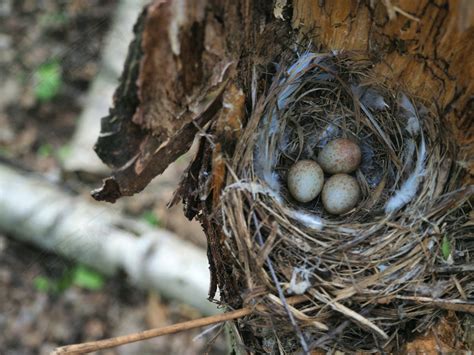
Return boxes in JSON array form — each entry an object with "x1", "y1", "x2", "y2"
[
  {"x1": 395, "y1": 296, "x2": 474, "y2": 314},
  {"x1": 435, "y1": 264, "x2": 474, "y2": 274},
  {"x1": 52, "y1": 295, "x2": 308, "y2": 354}
]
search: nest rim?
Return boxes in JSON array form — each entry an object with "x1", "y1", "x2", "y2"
[{"x1": 216, "y1": 50, "x2": 472, "y2": 352}]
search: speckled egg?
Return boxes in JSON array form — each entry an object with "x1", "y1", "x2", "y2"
[
  {"x1": 322, "y1": 174, "x2": 361, "y2": 215},
  {"x1": 287, "y1": 160, "x2": 324, "y2": 203},
  {"x1": 318, "y1": 138, "x2": 361, "y2": 174}
]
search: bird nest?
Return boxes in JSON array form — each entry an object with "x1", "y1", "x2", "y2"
[{"x1": 217, "y1": 51, "x2": 472, "y2": 352}]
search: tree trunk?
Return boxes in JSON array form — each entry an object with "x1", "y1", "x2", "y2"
[{"x1": 91, "y1": 0, "x2": 473, "y2": 352}]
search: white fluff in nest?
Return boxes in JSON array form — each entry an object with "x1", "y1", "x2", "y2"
[
  {"x1": 287, "y1": 210, "x2": 324, "y2": 230},
  {"x1": 316, "y1": 122, "x2": 340, "y2": 148},
  {"x1": 224, "y1": 181, "x2": 283, "y2": 203},
  {"x1": 400, "y1": 93, "x2": 416, "y2": 116},
  {"x1": 262, "y1": 170, "x2": 281, "y2": 194},
  {"x1": 385, "y1": 136, "x2": 426, "y2": 214},
  {"x1": 363, "y1": 89, "x2": 389, "y2": 111},
  {"x1": 406, "y1": 116, "x2": 420, "y2": 136},
  {"x1": 289, "y1": 265, "x2": 312, "y2": 295},
  {"x1": 254, "y1": 137, "x2": 282, "y2": 196},
  {"x1": 351, "y1": 85, "x2": 385, "y2": 110},
  {"x1": 400, "y1": 94, "x2": 420, "y2": 135},
  {"x1": 352, "y1": 85, "x2": 388, "y2": 111},
  {"x1": 402, "y1": 138, "x2": 416, "y2": 171},
  {"x1": 385, "y1": 94, "x2": 427, "y2": 213}
]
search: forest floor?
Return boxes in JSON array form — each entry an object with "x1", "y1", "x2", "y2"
[{"x1": 0, "y1": 1, "x2": 225, "y2": 354}]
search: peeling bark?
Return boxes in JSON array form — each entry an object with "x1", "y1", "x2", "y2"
[{"x1": 93, "y1": 0, "x2": 287, "y2": 202}]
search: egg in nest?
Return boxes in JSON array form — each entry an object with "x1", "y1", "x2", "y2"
[
  {"x1": 318, "y1": 138, "x2": 361, "y2": 174},
  {"x1": 287, "y1": 160, "x2": 324, "y2": 203}
]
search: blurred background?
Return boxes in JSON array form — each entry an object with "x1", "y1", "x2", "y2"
[{"x1": 0, "y1": 1, "x2": 226, "y2": 354}]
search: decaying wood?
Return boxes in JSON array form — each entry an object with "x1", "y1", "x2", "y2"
[{"x1": 92, "y1": 1, "x2": 285, "y2": 202}]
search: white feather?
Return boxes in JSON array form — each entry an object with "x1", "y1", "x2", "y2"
[
  {"x1": 317, "y1": 122, "x2": 339, "y2": 148},
  {"x1": 254, "y1": 130, "x2": 282, "y2": 195},
  {"x1": 352, "y1": 85, "x2": 388, "y2": 111},
  {"x1": 224, "y1": 181, "x2": 283, "y2": 203},
  {"x1": 400, "y1": 94, "x2": 420, "y2": 135},
  {"x1": 362, "y1": 88, "x2": 389, "y2": 110},
  {"x1": 406, "y1": 116, "x2": 420, "y2": 135},
  {"x1": 402, "y1": 138, "x2": 416, "y2": 172},
  {"x1": 289, "y1": 266, "x2": 312, "y2": 295},
  {"x1": 385, "y1": 137, "x2": 426, "y2": 213},
  {"x1": 262, "y1": 171, "x2": 281, "y2": 194},
  {"x1": 400, "y1": 93, "x2": 416, "y2": 116},
  {"x1": 287, "y1": 210, "x2": 324, "y2": 230},
  {"x1": 277, "y1": 52, "x2": 318, "y2": 109}
]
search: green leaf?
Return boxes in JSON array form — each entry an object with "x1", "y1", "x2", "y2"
[
  {"x1": 37, "y1": 143, "x2": 53, "y2": 158},
  {"x1": 441, "y1": 235, "x2": 451, "y2": 260},
  {"x1": 34, "y1": 61, "x2": 62, "y2": 101},
  {"x1": 72, "y1": 265, "x2": 104, "y2": 290},
  {"x1": 34, "y1": 276, "x2": 51, "y2": 292},
  {"x1": 142, "y1": 210, "x2": 160, "y2": 227}
]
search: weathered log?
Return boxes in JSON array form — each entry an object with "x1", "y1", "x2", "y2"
[{"x1": 0, "y1": 163, "x2": 217, "y2": 315}]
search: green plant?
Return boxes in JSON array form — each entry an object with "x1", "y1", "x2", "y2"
[
  {"x1": 33, "y1": 276, "x2": 51, "y2": 292},
  {"x1": 37, "y1": 143, "x2": 53, "y2": 158},
  {"x1": 142, "y1": 210, "x2": 161, "y2": 227},
  {"x1": 34, "y1": 60, "x2": 62, "y2": 102},
  {"x1": 71, "y1": 265, "x2": 104, "y2": 291},
  {"x1": 32, "y1": 264, "x2": 105, "y2": 294},
  {"x1": 441, "y1": 235, "x2": 452, "y2": 261}
]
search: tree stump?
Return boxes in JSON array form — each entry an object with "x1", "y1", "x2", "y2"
[{"x1": 92, "y1": 1, "x2": 473, "y2": 353}]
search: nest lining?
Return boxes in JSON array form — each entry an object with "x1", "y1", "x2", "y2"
[{"x1": 218, "y1": 51, "x2": 472, "y2": 352}]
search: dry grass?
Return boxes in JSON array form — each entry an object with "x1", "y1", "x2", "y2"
[{"x1": 218, "y1": 51, "x2": 473, "y2": 352}]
